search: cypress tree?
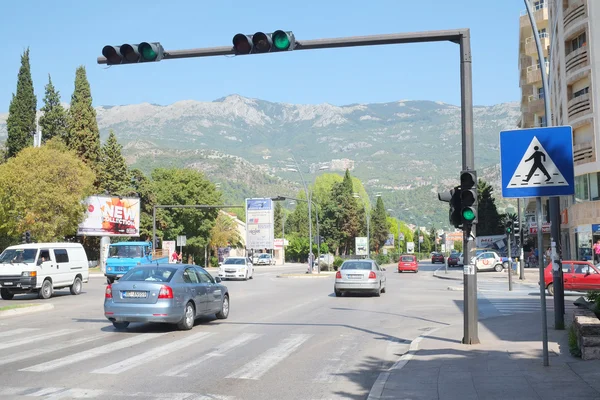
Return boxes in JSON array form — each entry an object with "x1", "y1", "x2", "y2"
[
  {"x1": 39, "y1": 74, "x2": 68, "y2": 143},
  {"x1": 477, "y1": 179, "x2": 503, "y2": 235},
  {"x1": 370, "y1": 196, "x2": 390, "y2": 253},
  {"x1": 67, "y1": 66, "x2": 101, "y2": 175},
  {"x1": 99, "y1": 130, "x2": 131, "y2": 196},
  {"x1": 6, "y1": 48, "x2": 37, "y2": 158}
]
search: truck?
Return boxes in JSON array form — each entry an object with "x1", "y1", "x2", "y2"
[{"x1": 104, "y1": 241, "x2": 169, "y2": 283}]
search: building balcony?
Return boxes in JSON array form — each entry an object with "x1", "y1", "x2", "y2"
[
  {"x1": 564, "y1": 0, "x2": 587, "y2": 34},
  {"x1": 573, "y1": 142, "x2": 595, "y2": 166},
  {"x1": 566, "y1": 45, "x2": 589, "y2": 74},
  {"x1": 520, "y1": 6, "x2": 549, "y2": 30},
  {"x1": 528, "y1": 94, "x2": 545, "y2": 114},
  {"x1": 568, "y1": 92, "x2": 592, "y2": 120},
  {"x1": 525, "y1": 34, "x2": 550, "y2": 56},
  {"x1": 526, "y1": 63, "x2": 548, "y2": 85},
  {"x1": 520, "y1": 111, "x2": 535, "y2": 128}
]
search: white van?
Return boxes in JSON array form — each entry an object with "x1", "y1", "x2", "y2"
[{"x1": 0, "y1": 243, "x2": 89, "y2": 300}]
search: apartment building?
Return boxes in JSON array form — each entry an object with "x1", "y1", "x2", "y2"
[{"x1": 549, "y1": 0, "x2": 600, "y2": 261}]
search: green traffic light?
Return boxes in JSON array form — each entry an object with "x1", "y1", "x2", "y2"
[
  {"x1": 462, "y1": 208, "x2": 475, "y2": 221},
  {"x1": 273, "y1": 31, "x2": 290, "y2": 50},
  {"x1": 140, "y1": 43, "x2": 157, "y2": 61}
]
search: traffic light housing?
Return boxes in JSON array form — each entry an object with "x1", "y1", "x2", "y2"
[
  {"x1": 102, "y1": 42, "x2": 164, "y2": 65},
  {"x1": 505, "y1": 220, "x2": 513, "y2": 235},
  {"x1": 25, "y1": 231, "x2": 31, "y2": 244},
  {"x1": 460, "y1": 170, "x2": 478, "y2": 226},
  {"x1": 232, "y1": 31, "x2": 295, "y2": 55},
  {"x1": 438, "y1": 186, "x2": 462, "y2": 229}
]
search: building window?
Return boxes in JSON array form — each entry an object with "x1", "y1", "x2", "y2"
[
  {"x1": 537, "y1": 87, "x2": 545, "y2": 98},
  {"x1": 575, "y1": 174, "x2": 589, "y2": 202},
  {"x1": 571, "y1": 32, "x2": 587, "y2": 52},
  {"x1": 537, "y1": 115, "x2": 546, "y2": 126},
  {"x1": 591, "y1": 172, "x2": 600, "y2": 201},
  {"x1": 573, "y1": 87, "x2": 589, "y2": 98},
  {"x1": 534, "y1": 0, "x2": 546, "y2": 10}
]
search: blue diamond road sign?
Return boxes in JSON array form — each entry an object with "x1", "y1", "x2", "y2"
[{"x1": 500, "y1": 126, "x2": 574, "y2": 198}]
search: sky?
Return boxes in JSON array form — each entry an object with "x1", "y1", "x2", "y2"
[{"x1": 1, "y1": 0, "x2": 526, "y2": 111}]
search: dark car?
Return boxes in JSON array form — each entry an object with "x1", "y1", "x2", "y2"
[
  {"x1": 431, "y1": 253, "x2": 445, "y2": 264},
  {"x1": 448, "y1": 253, "x2": 460, "y2": 266}
]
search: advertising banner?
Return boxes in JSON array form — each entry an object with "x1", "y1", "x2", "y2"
[
  {"x1": 245, "y1": 198, "x2": 274, "y2": 250},
  {"x1": 77, "y1": 196, "x2": 140, "y2": 237},
  {"x1": 406, "y1": 242, "x2": 415, "y2": 254},
  {"x1": 355, "y1": 237, "x2": 368, "y2": 256},
  {"x1": 163, "y1": 241, "x2": 176, "y2": 263},
  {"x1": 384, "y1": 234, "x2": 395, "y2": 247}
]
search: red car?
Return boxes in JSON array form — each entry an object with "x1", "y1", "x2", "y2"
[
  {"x1": 431, "y1": 253, "x2": 445, "y2": 264},
  {"x1": 543, "y1": 260, "x2": 600, "y2": 296},
  {"x1": 398, "y1": 255, "x2": 418, "y2": 273},
  {"x1": 447, "y1": 253, "x2": 460, "y2": 266}
]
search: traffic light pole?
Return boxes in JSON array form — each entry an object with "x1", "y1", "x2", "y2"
[{"x1": 99, "y1": 28, "x2": 477, "y2": 344}]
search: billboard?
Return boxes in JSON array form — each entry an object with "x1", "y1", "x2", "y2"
[
  {"x1": 384, "y1": 234, "x2": 395, "y2": 247},
  {"x1": 245, "y1": 198, "x2": 274, "y2": 250},
  {"x1": 355, "y1": 237, "x2": 368, "y2": 256},
  {"x1": 77, "y1": 196, "x2": 140, "y2": 237},
  {"x1": 406, "y1": 242, "x2": 415, "y2": 254}
]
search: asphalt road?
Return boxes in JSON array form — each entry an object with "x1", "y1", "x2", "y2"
[{"x1": 0, "y1": 262, "x2": 465, "y2": 400}]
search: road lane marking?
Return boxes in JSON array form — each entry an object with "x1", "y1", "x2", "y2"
[
  {"x1": 0, "y1": 328, "x2": 39, "y2": 338},
  {"x1": 0, "y1": 329, "x2": 78, "y2": 351},
  {"x1": 313, "y1": 338, "x2": 356, "y2": 383},
  {"x1": 0, "y1": 386, "x2": 235, "y2": 399},
  {"x1": 20, "y1": 332, "x2": 168, "y2": 372},
  {"x1": 226, "y1": 333, "x2": 312, "y2": 380},
  {"x1": 162, "y1": 333, "x2": 262, "y2": 377},
  {"x1": 0, "y1": 333, "x2": 106, "y2": 366},
  {"x1": 91, "y1": 332, "x2": 214, "y2": 374}
]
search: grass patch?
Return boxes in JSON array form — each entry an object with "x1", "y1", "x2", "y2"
[
  {"x1": 0, "y1": 303, "x2": 38, "y2": 312},
  {"x1": 89, "y1": 267, "x2": 101, "y2": 273},
  {"x1": 569, "y1": 324, "x2": 582, "y2": 358}
]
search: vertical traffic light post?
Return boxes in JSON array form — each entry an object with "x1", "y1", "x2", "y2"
[
  {"x1": 505, "y1": 221, "x2": 514, "y2": 292},
  {"x1": 98, "y1": 28, "x2": 477, "y2": 343}
]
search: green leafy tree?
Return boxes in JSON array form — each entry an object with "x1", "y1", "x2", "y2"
[
  {"x1": 370, "y1": 196, "x2": 389, "y2": 253},
  {"x1": 274, "y1": 201, "x2": 284, "y2": 238},
  {"x1": 39, "y1": 74, "x2": 68, "y2": 143},
  {"x1": 209, "y1": 212, "x2": 243, "y2": 265},
  {"x1": 429, "y1": 226, "x2": 438, "y2": 252},
  {"x1": 128, "y1": 169, "x2": 155, "y2": 241},
  {"x1": 477, "y1": 179, "x2": 503, "y2": 235},
  {"x1": 6, "y1": 48, "x2": 36, "y2": 158},
  {"x1": 67, "y1": 66, "x2": 101, "y2": 181},
  {"x1": 99, "y1": 130, "x2": 131, "y2": 196},
  {"x1": 0, "y1": 137, "x2": 95, "y2": 243}
]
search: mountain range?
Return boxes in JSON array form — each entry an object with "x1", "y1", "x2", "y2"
[{"x1": 0, "y1": 95, "x2": 521, "y2": 228}]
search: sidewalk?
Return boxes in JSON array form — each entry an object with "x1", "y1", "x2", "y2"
[
  {"x1": 434, "y1": 266, "x2": 540, "y2": 286},
  {"x1": 369, "y1": 311, "x2": 600, "y2": 400}
]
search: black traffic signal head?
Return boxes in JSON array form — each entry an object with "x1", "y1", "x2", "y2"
[
  {"x1": 232, "y1": 31, "x2": 295, "y2": 55},
  {"x1": 438, "y1": 186, "x2": 462, "y2": 228},
  {"x1": 460, "y1": 170, "x2": 478, "y2": 225},
  {"x1": 25, "y1": 231, "x2": 31, "y2": 244},
  {"x1": 505, "y1": 220, "x2": 513, "y2": 235},
  {"x1": 102, "y1": 42, "x2": 164, "y2": 65},
  {"x1": 513, "y1": 221, "x2": 520, "y2": 235}
]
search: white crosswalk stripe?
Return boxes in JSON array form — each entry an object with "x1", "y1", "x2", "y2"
[
  {"x1": 161, "y1": 332, "x2": 262, "y2": 377},
  {"x1": 226, "y1": 333, "x2": 313, "y2": 380},
  {"x1": 0, "y1": 328, "x2": 39, "y2": 338},
  {"x1": 313, "y1": 338, "x2": 357, "y2": 383},
  {"x1": 0, "y1": 329, "x2": 78, "y2": 351},
  {"x1": 91, "y1": 331, "x2": 214, "y2": 375},
  {"x1": 0, "y1": 386, "x2": 236, "y2": 399},
  {"x1": 20, "y1": 332, "x2": 169, "y2": 372}
]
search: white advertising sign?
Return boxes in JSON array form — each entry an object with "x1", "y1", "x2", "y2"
[
  {"x1": 355, "y1": 237, "x2": 368, "y2": 256},
  {"x1": 406, "y1": 242, "x2": 415, "y2": 254},
  {"x1": 245, "y1": 198, "x2": 275, "y2": 250},
  {"x1": 77, "y1": 196, "x2": 140, "y2": 237},
  {"x1": 163, "y1": 241, "x2": 176, "y2": 263}
]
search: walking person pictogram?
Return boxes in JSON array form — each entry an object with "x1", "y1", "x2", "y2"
[{"x1": 522, "y1": 146, "x2": 552, "y2": 182}]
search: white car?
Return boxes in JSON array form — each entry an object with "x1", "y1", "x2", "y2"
[
  {"x1": 253, "y1": 253, "x2": 275, "y2": 266},
  {"x1": 219, "y1": 257, "x2": 254, "y2": 280},
  {"x1": 472, "y1": 251, "x2": 504, "y2": 272}
]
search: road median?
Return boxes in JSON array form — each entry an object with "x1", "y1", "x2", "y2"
[{"x1": 0, "y1": 303, "x2": 54, "y2": 318}]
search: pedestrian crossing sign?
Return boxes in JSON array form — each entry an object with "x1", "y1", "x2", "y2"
[{"x1": 500, "y1": 126, "x2": 574, "y2": 198}]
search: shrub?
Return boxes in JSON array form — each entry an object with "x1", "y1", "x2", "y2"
[
  {"x1": 333, "y1": 256, "x2": 344, "y2": 271},
  {"x1": 210, "y1": 256, "x2": 219, "y2": 268},
  {"x1": 375, "y1": 253, "x2": 390, "y2": 265},
  {"x1": 568, "y1": 324, "x2": 581, "y2": 358}
]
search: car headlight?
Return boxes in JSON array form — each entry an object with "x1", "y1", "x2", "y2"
[{"x1": 21, "y1": 271, "x2": 37, "y2": 277}]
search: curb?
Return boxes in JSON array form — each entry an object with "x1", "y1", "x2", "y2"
[
  {"x1": 0, "y1": 303, "x2": 54, "y2": 318},
  {"x1": 276, "y1": 274, "x2": 333, "y2": 279},
  {"x1": 367, "y1": 326, "x2": 444, "y2": 400},
  {"x1": 433, "y1": 266, "x2": 463, "y2": 281}
]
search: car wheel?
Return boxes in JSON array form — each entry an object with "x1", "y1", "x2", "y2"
[
  {"x1": 106, "y1": 277, "x2": 115, "y2": 284},
  {"x1": 547, "y1": 283, "x2": 554, "y2": 296},
  {"x1": 374, "y1": 285, "x2": 381, "y2": 297},
  {"x1": 494, "y1": 264, "x2": 503, "y2": 273},
  {"x1": 177, "y1": 302, "x2": 196, "y2": 330},
  {"x1": 503, "y1": 261, "x2": 509, "y2": 270},
  {"x1": 335, "y1": 290, "x2": 343, "y2": 297},
  {"x1": 112, "y1": 321, "x2": 129, "y2": 330},
  {"x1": 244, "y1": 271, "x2": 249, "y2": 281},
  {"x1": 38, "y1": 279, "x2": 53, "y2": 299},
  {"x1": 381, "y1": 284, "x2": 386, "y2": 294},
  {"x1": 415, "y1": 269, "x2": 419, "y2": 273},
  {"x1": 216, "y1": 295, "x2": 229, "y2": 319},
  {"x1": 70, "y1": 277, "x2": 82, "y2": 295},
  {"x1": 0, "y1": 289, "x2": 14, "y2": 300}
]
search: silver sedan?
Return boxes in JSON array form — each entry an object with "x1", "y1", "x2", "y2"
[
  {"x1": 334, "y1": 259, "x2": 387, "y2": 297},
  {"x1": 104, "y1": 264, "x2": 229, "y2": 330}
]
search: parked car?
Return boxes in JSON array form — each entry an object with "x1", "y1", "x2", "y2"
[
  {"x1": 431, "y1": 252, "x2": 445, "y2": 264},
  {"x1": 0, "y1": 242, "x2": 89, "y2": 300},
  {"x1": 543, "y1": 260, "x2": 600, "y2": 296},
  {"x1": 472, "y1": 251, "x2": 504, "y2": 272},
  {"x1": 252, "y1": 253, "x2": 275, "y2": 266},
  {"x1": 334, "y1": 259, "x2": 386, "y2": 297},
  {"x1": 104, "y1": 264, "x2": 229, "y2": 330},
  {"x1": 218, "y1": 257, "x2": 254, "y2": 280},
  {"x1": 447, "y1": 253, "x2": 460, "y2": 267},
  {"x1": 398, "y1": 254, "x2": 419, "y2": 273}
]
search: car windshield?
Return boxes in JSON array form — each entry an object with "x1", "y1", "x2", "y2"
[
  {"x1": 0, "y1": 249, "x2": 37, "y2": 264},
  {"x1": 224, "y1": 258, "x2": 245, "y2": 265},
  {"x1": 120, "y1": 266, "x2": 177, "y2": 282},
  {"x1": 109, "y1": 245, "x2": 144, "y2": 258},
  {"x1": 259, "y1": 254, "x2": 270, "y2": 258},
  {"x1": 401, "y1": 256, "x2": 415, "y2": 262},
  {"x1": 341, "y1": 261, "x2": 372, "y2": 270}
]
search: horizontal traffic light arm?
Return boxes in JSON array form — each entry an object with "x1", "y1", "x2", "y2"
[{"x1": 98, "y1": 29, "x2": 468, "y2": 64}]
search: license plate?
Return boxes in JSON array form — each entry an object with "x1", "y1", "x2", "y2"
[
  {"x1": 347, "y1": 275, "x2": 362, "y2": 279},
  {"x1": 3, "y1": 282, "x2": 13, "y2": 286},
  {"x1": 123, "y1": 291, "x2": 147, "y2": 298}
]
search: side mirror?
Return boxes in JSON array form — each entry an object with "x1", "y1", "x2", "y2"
[
  {"x1": 382, "y1": 267, "x2": 387, "y2": 271},
  {"x1": 37, "y1": 259, "x2": 43, "y2": 266},
  {"x1": 215, "y1": 276, "x2": 222, "y2": 283}
]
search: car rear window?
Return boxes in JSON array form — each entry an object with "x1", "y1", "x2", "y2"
[
  {"x1": 223, "y1": 258, "x2": 245, "y2": 265},
  {"x1": 120, "y1": 267, "x2": 177, "y2": 282},
  {"x1": 341, "y1": 262, "x2": 372, "y2": 270},
  {"x1": 401, "y1": 256, "x2": 415, "y2": 262}
]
